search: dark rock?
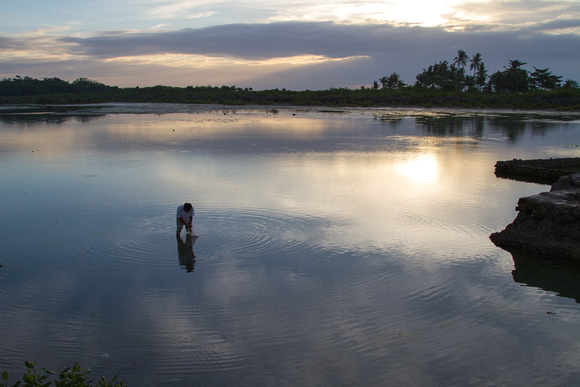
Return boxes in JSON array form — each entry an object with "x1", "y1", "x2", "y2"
[
  {"x1": 494, "y1": 157, "x2": 580, "y2": 185},
  {"x1": 551, "y1": 175, "x2": 571, "y2": 191},
  {"x1": 493, "y1": 158, "x2": 580, "y2": 262},
  {"x1": 551, "y1": 173, "x2": 580, "y2": 192},
  {"x1": 490, "y1": 187, "x2": 580, "y2": 262},
  {"x1": 570, "y1": 173, "x2": 580, "y2": 186}
]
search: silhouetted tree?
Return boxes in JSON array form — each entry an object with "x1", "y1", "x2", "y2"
[
  {"x1": 562, "y1": 79, "x2": 579, "y2": 89},
  {"x1": 530, "y1": 67, "x2": 562, "y2": 90},
  {"x1": 453, "y1": 50, "x2": 469, "y2": 69},
  {"x1": 488, "y1": 60, "x2": 530, "y2": 92},
  {"x1": 380, "y1": 72, "x2": 406, "y2": 90},
  {"x1": 475, "y1": 62, "x2": 488, "y2": 90},
  {"x1": 379, "y1": 76, "x2": 388, "y2": 89},
  {"x1": 72, "y1": 77, "x2": 107, "y2": 92},
  {"x1": 415, "y1": 60, "x2": 466, "y2": 91},
  {"x1": 469, "y1": 53, "x2": 483, "y2": 77}
]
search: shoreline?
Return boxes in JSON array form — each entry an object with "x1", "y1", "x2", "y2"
[
  {"x1": 491, "y1": 157, "x2": 580, "y2": 263},
  {"x1": 1, "y1": 87, "x2": 579, "y2": 112},
  {"x1": 494, "y1": 158, "x2": 580, "y2": 185},
  {"x1": 2, "y1": 102, "x2": 580, "y2": 118}
]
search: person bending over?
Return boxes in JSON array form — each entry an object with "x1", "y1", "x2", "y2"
[{"x1": 176, "y1": 202, "x2": 196, "y2": 237}]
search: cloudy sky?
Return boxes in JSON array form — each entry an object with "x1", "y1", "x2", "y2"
[{"x1": 1, "y1": 0, "x2": 579, "y2": 90}]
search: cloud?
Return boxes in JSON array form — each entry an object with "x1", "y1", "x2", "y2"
[
  {"x1": 140, "y1": 0, "x2": 580, "y2": 30},
  {"x1": 447, "y1": 0, "x2": 580, "y2": 32},
  {"x1": 59, "y1": 22, "x2": 388, "y2": 59},
  {"x1": 59, "y1": 20, "x2": 577, "y2": 60},
  {"x1": 1, "y1": 20, "x2": 579, "y2": 89},
  {"x1": 146, "y1": 0, "x2": 211, "y2": 19},
  {"x1": 57, "y1": 21, "x2": 580, "y2": 64},
  {"x1": 0, "y1": 36, "x2": 21, "y2": 49}
]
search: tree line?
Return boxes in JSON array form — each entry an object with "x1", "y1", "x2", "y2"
[
  {"x1": 373, "y1": 49, "x2": 579, "y2": 92},
  {"x1": 0, "y1": 51, "x2": 579, "y2": 110},
  {"x1": 0, "y1": 75, "x2": 112, "y2": 96}
]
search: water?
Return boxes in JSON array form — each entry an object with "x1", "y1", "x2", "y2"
[{"x1": 1, "y1": 105, "x2": 580, "y2": 386}]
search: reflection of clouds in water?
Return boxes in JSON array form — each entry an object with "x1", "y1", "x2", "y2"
[
  {"x1": 2, "y1": 108, "x2": 578, "y2": 163},
  {"x1": 100, "y1": 111, "x2": 331, "y2": 144},
  {"x1": 207, "y1": 261, "x2": 267, "y2": 306},
  {"x1": 159, "y1": 145, "x2": 512, "y2": 263},
  {"x1": 3, "y1": 108, "x2": 580, "y2": 385},
  {"x1": 116, "y1": 243, "x2": 525, "y2": 385}
]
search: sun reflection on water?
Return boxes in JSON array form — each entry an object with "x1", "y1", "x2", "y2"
[{"x1": 394, "y1": 153, "x2": 438, "y2": 184}]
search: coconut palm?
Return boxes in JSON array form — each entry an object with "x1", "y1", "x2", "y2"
[
  {"x1": 475, "y1": 63, "x2": 488, "y2": 90},
  {"x1": 507, "y1": 59, "x2": 526, "y2": 71},
  {"x1": 379, "y1": 76, "x2": 388, "y2": 89},
  {"x1": 489, "y1": 59, "x2": 529, "y2": 92},
  {"x1": 506, "y1": 60, "x2": 529, "y2": 92},
  {"x1": 469, "y1": 53, "x2": 482, "y2": 76},
  {"x1": 453, "y1": 50, "x2": 469, "y2": 69}
]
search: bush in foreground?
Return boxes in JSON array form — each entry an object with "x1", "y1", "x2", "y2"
[{"x1": 1, "y1": 361, "x2": 124, "y2": 387}]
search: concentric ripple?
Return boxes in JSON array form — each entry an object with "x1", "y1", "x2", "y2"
[
  {"x1": 66, "y1": 206, "x2": 336, "y2": 277},
  {"x1": 203, "y1": 207, "x2": 330, "y2": 258}
]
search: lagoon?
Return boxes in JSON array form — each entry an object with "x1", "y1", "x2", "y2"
[{"x1": 1, "y1": 104, "x2": 580, "y2": 386}]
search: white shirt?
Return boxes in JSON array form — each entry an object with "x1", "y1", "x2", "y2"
[{"x1": 176, "y1": 205, "x2": 194, "y2": 221}]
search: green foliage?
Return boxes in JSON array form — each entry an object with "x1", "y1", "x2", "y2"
[
  {"x1": 488, "y1": 60, "x2": 530, "y2": 92},
  {"x1": 0, "y1": 76, "x2": 113, "y2": 97},
  {"x1": 0, "y1": 79, "x2": 578, "y2": 110},
  {"x1": 530, "y1": 67, "x2": 563, "y2": 90},
  {"x1": 563, "y1": 79, "x2": 580, "y2": 89},
  {"x1": 0, "y1": 49, "x2": 578, "y2": 110},
  {"x1": 0, "y1": 361, "x2": 124, "y2": 387},
  {"x1": 378, "y1": 73, "x2": 405, "y2": 90},
  {"x1": 381, "y1": 51, "x2": 569, "y2": 95},
  {"x1": 414, "y1": 60, "x2": 468, "y2": 91},
  {"x1": 453, "y1": 50, "x2": 469, "y2": 69}
]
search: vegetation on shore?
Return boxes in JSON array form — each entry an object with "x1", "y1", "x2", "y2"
[
  {"x1": 1, "y1": 50, "x2": 579, "y2": 110},
  {"x1": 1, "y1": 361, "x2": 124, "y2": 387}
]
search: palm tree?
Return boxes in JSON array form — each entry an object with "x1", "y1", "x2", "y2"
[
  {"x1": 501, "y1": 59, "x2": 529, "y2": 92},
  {"x1": 475, "y1": 63, "x2": 488, "y2": 90},
  {"x1": 469, "y1": 53, "x2": 482, "y2": 76},
  {"x1": 507, "y1": 59, "x2": 526, "y2": 71},
  {"x1": 453, "y1": 50, "x2": 469, "y2": 69},
  {"x1": 379, "y1": 76, "x2": 388, "y2": 89}
]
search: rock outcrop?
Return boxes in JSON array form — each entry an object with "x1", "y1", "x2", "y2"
[
  {"x1": 490, "y1": 180, "x2": 580, "y2": 263},
  {"x1": 494, "y1": 157, "x2": 580, "y2": 185}
]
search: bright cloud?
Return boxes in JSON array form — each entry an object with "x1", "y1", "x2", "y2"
[{"x1": 269, "y1": 1, "x2": 466, "y2": 26}]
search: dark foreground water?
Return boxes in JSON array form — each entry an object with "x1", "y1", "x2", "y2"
[{"x1": 1, "y1": 104, "x2": 580, "y2": 386}]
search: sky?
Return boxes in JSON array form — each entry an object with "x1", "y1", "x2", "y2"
[{"x1": 0, "y1": 0, "x2": 579, "y2": 90}]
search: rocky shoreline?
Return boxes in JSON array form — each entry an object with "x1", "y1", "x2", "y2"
[
  {"x1": 490, "y1": 158, "x2": 580, "y2": 263},
  {"x1": 493, "y1": 157, "x2": 580, "y2": 185}
]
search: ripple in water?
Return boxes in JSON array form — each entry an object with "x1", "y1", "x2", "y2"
[
  {"x1": 73, "y1": 206, "x2": 334, "y2": 276},
  {"x1": 204, "y1": 207, "x2": 330, "y2": 257}
]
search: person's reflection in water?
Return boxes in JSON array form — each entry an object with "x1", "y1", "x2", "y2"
[{"x1": 177, "y1": 234, "x2": 198, "y2": 272}]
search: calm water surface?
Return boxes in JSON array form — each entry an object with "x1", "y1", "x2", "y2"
[{"x1": 1, "y1": 104, "x2": 580, "y2": 386}]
